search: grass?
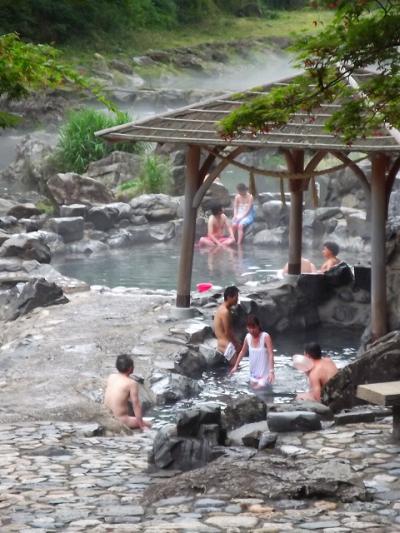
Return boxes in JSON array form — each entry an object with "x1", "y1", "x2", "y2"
[{"x1": 60, "y1": 10, "x2": 333, "y2": 67}]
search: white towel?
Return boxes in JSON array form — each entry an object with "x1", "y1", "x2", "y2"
[{"x1": 224, "y1": 342, "x2": 236, "y2": 362}]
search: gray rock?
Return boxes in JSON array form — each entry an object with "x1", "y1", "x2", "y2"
[
  {"x1": 258, "y1": 431, "x2": 277, "y2": 450},
  {"x1": 48, "y1": 217, "x2": 84, "y2": 243},
  {"x1": 59, "y1": 204, "x2": 88, "y2": 218},
  {"x1": 47, "y1": 172, "x2": 114, "y2": 206},
  {"x1": 87, "y1": 205, "x2": 119, "y2": 231},
  {"x1": 267, "y1": 411, "x2": 322, "y2": 432},
  {"x1": 7, "y1": 278, "x2": 69, "y2": 320},
  {"x1": 223, "y1": 396, "x2": 267, "y2": 431},
  {"x1": 130, "y1": 194, "x2": 179, "y2": 221},
  {"x1": 150, "y1": 373, "x2": 202, "y2": 405},
  {"x1": 0, "y1": 234, "x2": 51, "y2": 263},
  {"x1": 7, "y1": 203, "x2": 41, "y2": 219},
  {"x1": 323, "y1": 330, "x2": 400, "y2": 413},
  {"x1": 174, "y1": 347, "x2": 207, "y2": 379}
]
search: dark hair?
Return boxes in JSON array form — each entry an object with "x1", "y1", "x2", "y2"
[
  {"x1": 237, "y1": 183, "x2": 248, "y2": 192},
  {"x1": 210, "y1": 203, "x2": 223, "y2": 216},
  {"x1": 304, "y1": 342, "x2": 322, "y2": 360},
  {"x1": 116, "y1": 354, "x2": 134, "y2": 373},
  {"x1": 323, "y1": 241, "x2": 339, "y2": 256},
  {"x1": 246, "y1": 314, "x2": 260, "y2": 328},
  {"x1": 224, "y1": 285, "x2": 239, "y2": 301}
]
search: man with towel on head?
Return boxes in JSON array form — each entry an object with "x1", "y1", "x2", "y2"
[{"x1": 214, "y1": 285, "x2": 241, "y2": 367}]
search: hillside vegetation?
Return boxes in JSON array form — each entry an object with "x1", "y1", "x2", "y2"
[{"x1": 1, "y1": 1, "x2": 331, "y2": 55}]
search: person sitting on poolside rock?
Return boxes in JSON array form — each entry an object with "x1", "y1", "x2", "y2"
[
  {"x1": 320, "y1": 241, "x2": 341, "y2": 273},
  {"x1": 104, "y1": 354, "x2": 151, "y2": 431},
  {"x1": 295, "y1": 342, "x2": 338, "y2": 402},
  {"x1": 198, "y1": 204, "x2": 235, "y2": 248}
]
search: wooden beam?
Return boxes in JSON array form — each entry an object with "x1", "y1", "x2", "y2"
[
  {"x1": 370, "y1": 153, "x2": 389, "y2": 340},
  {"x1": 176, "y1": 145, "x2": 201, "y2": 308},
  {"x1": 286, "y1": 150, "x2": 305, "y2": 275}
]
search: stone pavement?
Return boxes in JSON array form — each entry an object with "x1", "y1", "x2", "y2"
[{"x1": 1, "y1": 417, "x2": 400, "y2": 532}]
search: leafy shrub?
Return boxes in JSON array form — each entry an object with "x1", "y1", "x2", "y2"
[
  {"x1": 36, "y1": 198, "x2": 55, "y2": 215},
  {"x1": 53, "y1": 108, "x2": 142, "y2": 174},
  {"x1": 116, "y1": 154, "x2": 172, "y2": 200}
]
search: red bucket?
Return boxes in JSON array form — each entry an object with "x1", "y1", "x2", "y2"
[{"x1": 197, "y1": 282, "x2": 213, "y2": 293}]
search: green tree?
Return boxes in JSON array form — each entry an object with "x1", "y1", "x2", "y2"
[
  {"x1": 220, "y1": 1, "x2": 400, "y2": 143},
  {"x1": 0, "y1": 33, "x2": 114, "y2": 128}
]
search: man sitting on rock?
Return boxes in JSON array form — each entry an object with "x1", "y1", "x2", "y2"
[
  {"x1": 295, "y1": 342, "x2": 338, "y2": 402},
  {"x1": 104, "y1": 354, "x2": 151, "y2": 430}
]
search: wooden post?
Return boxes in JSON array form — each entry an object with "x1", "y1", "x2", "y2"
[
  {"x1": 370, "y1": 153, "x2": 388, "y2": 339},
  {"x1": 176, "y1": 145, "x2": 201, "y2": 308},
  {"x1": 393, "y1": 405, "x2": 400, "y2": 441},
  {"x1": 286, "y1": 150, "x2": 305, "y2": 275}
]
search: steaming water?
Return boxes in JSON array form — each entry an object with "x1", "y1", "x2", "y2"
[
  {"x1": 53, "y1": 241, "x2": 370, "y2": 291},
  {"x1": 0, "y1": 49, "x2": 295, "y2": 173}
]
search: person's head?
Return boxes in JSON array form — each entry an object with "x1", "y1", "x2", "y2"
[
  {"x1": 323, "y1": 241, "x2": 339, "y2": 258},
  {"x1": 116, "y1": 354, "x2": 134, "y2": 374},
  {"x1": 237, "y1": 183, "x2": 248, "y2": 195},
  {"x1": 210, "y1": 203, "x2": 223, "y2": 217},
  {"x1": 223, "y1": 285, "x2": 239, "y2": 305},
  {"x1": 304, "y1": 342, "x2": 322, "y2": 360},
  {"x1": 246, "y1": 314, "x2": 261, "y2": 336}
]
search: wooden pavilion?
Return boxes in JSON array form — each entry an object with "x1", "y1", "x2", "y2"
[{"x1": 96, "y1": 70, "x2": 400, "y2": 341}]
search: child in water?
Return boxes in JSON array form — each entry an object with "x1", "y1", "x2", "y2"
[
  {"x1": 232, "y1": 183, "x2": 255, "y2": 245},
  {"x1": 230, "y1": 315, "x2": 275, "y2": 388}
]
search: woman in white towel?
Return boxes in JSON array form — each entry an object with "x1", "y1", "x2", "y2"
[{"x1": 230, "y1": 315, "x2": 275, "y2": 388}]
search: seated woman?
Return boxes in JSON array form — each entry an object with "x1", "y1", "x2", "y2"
[
  {"x1": 198, "y1": 204, "x2": 235, "y2": 248},
  {"x1": 320, "y1": 241, "x2": 341, "y2": 272},
  {"x1": 232, "y1": 183, "x2": 255, "y2": 245}
]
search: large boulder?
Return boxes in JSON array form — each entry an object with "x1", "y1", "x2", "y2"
[
  {"x1": 0, "y1": 135, "x2": 53, "y2": 191},
  {"x1": 0, "y1": 234, "x2": 51, "y2": 263},
  {"x1": 223, "y1": 395, "x2": 267, "y2": 430},
  {"x1": 86, "y1": 206, "x2": 119, "y2": 231},
  {"x1": 201, "y1": 181, "x2": 231, "y2": 210},
  {"x1": 7, "y1": 203, "x2": 41, "y2": 220},
  {"x1": 85, "y1": 151, "x2": 142, "y2": 188},
  {"x1": 7, "y1": 278, "x2": 69, "y2": 320},
  {"x1": 323, "y1": 330, "x2": 400, "y2": 413},
  {"x1": 130, "y1": 194, "x2": 180, "y2": 221},
  {"x1": 48, "y1": 217, "x2": 84, "y2": 243},
  {"x1": 149, "y1": 372, "x2": 202, "y2": 405},
  {"x1": 47, "y1": 172, "x2": 114, "y2": 206}
]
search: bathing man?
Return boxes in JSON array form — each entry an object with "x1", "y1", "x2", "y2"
[
  {"x1": 199, "y1": 204, "x2": 235, "y2": 248},
  {"x1": 104, "y1": 354, "x2": 151, "y2": 430},
  {"x1": 213, "y1": 285, "x2": 241, "y2": 366},
  {"x1": 296, "y1": 342, "x2": 338, "y2": 402}
]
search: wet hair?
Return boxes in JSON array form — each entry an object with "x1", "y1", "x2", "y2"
[
  {"x1": 116, "y1": 354, "x2": 134, "y2": 373},
  {"x1": 323, "y1": 241, "x2": 339, "y2": 256},
  {"x1": 246, "y1": 314, "x2": 261, "y2": 329},
  {"x1": 304, "y1": 342, "x2": 322, "y2": 360},
  {"x1": 210, "y1": 203, "x2": 223, "y2": 216},
  {"x1": 237, "y1": 183, "x2": 248, "y2": 193},
  {"x1": 224, "y1": 285, "x2": 239, "y2": 301}
]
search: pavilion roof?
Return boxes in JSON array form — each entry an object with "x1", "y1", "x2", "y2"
[{"x1": 96, "y1": 69, "x2": 400, "y2": 153}]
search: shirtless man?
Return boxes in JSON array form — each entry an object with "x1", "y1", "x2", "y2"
[
  {"x1": 104, "y1": 354, "x2": 151, "y2": 430},
  {"x1": 213, "y1": 285, "x2": 241, "y2": 366},
  {"x1": 320, "y1": 241, "x2": 340, "y2": 273},
  {"x1": 199, "y1": 204, "x2": 235, "y2": 248},
  {"x1": 296, "y1": 342, "x2": 338, "y2": 402},
  {"x1": 283, "y1": 257, "x2": 317, "y2": 274}
]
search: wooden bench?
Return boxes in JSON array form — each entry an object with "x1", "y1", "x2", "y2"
[{"x1": 356, "y1": 381, "x2": 400, "y2": 441}]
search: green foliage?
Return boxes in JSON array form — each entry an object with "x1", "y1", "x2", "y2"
[
  {"x1": 53, "y1": 109, "x2": 141, "y2": 174},
  {"x1": 36, "y1": 199, "x2": 55, "y2": 215},
  {"x1": 221, "y1": 1, "x2": 400, "y2": 143},
  {"x1": 0, "y1": 33, "x2": 115, "y2": 127},
  {"x1": 116, "y1": 154, "x2": 172, "y2": 200}
]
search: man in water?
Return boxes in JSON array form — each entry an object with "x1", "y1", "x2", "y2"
[
  {"x1": 296, "y1": 342, "x2": 338, "y2": 402},
  {"x1": 104, "y1": 354, "x2": 151, "y2": 430},
  {"x1": 213, "y1": 285, "x2": 241, "y2": 366},
  {"x1": 320, "y1": 241, "x2": 341, "y2": 272},
  {"x1": 198, "y1": 203, "x2": 235, "y2": 248}
]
